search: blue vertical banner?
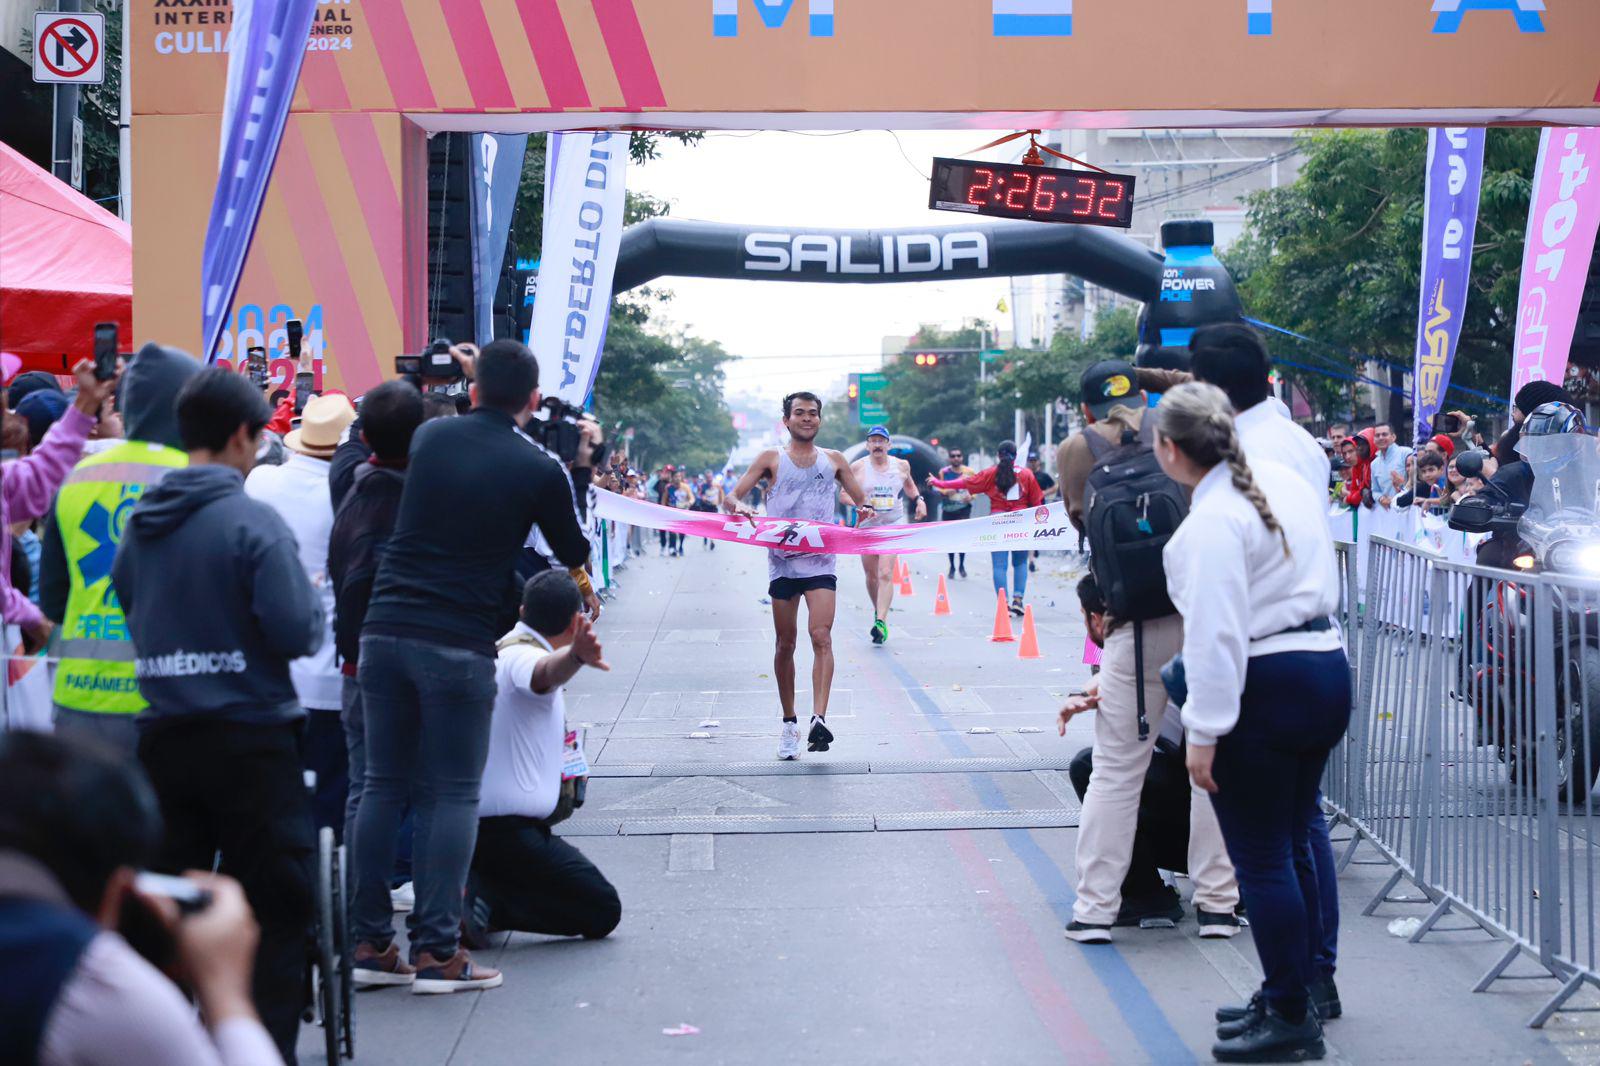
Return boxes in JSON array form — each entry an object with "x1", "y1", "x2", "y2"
[
  {"x1": 1412, "y1": 127, "x2": 1485, "y2": 442},
  {"x1": 199, "y1": 0, "x2": 319, "y2": 364},
  {"x1": 469, "y1": 133, "x2": 529, "y2": 346}
]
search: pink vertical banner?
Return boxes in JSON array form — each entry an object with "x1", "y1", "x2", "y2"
[{"x1": 1509, "y1": 128, "x2": 1600, "y2": 401}]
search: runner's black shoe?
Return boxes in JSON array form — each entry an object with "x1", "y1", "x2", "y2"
[
  {"x1": 871, "y1": 619, "x2": 888, "y2": 645},
  {"x1": 807, "y1": 715, "x2": 833, "y2": 752}
]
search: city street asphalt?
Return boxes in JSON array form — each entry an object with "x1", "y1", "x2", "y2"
[{"x1": 304, "y1": 542, "x2": 1600, "y2": 1065}]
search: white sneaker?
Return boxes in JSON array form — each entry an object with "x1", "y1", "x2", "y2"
[
  {"x1": 777, "y1": 720, "x2": 801, "y2": 760},
  {"x1": 390, "y1": 881, "x2": 415, "y2": 912}
]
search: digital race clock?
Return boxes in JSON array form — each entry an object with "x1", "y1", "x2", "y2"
[{"x1": 928, "y1": 157, "x2": 1136, "y2": 229}]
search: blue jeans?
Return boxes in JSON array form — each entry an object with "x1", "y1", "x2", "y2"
[
  {"x1": 1209, "y1": 649, "x2": 1351, "y2": 1019},
  {"x1": 350, "y1": 635, "x2": 496, "y2": 960},
  {"x1": 991, "y1": 550, "x2": 1028, "y2": 599},
  {"x1": 341, "y1": 675, "x2": 414, "y2": 884}
]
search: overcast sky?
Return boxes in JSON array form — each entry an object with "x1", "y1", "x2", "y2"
[{"x1": 629, "y1": 130, "x2": 1014, "y2": 403}]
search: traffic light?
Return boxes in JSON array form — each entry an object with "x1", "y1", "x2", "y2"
[
  {"x1": 913, "y1": 353, "x2": 939, "y2": 367},
  {"x1": 848, "y1": 381, "x2": 860, "y2": 400}
]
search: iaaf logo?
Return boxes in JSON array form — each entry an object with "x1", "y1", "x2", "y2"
[
  {"x1": 712, "y1": 0, "x2": 1543, "y2": 38},
  {"x1": 744, "y1": 232, "x2": 988, "y2": 276}
]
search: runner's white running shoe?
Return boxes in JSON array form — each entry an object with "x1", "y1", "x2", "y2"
[{"x1": 778, "y1": 720, "x2": 801, "y2": 760}]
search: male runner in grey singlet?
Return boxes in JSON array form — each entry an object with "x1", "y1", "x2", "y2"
[{"x1": 724, "y1": 392, "x2": 874, "y2": 760}]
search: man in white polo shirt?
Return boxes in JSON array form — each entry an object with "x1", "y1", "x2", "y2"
[{"x1": 464, "y1": 571, "x2": 620, "y2": 946}]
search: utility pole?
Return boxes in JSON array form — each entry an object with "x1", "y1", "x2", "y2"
[
  {"x1": 51, "y1": 0, "x2": 83, "y2": 189},
  {"x1": 119, "y1": 0, "x2": 131, "y2": 219},
  {"x1": 978, "y1": 326, "x2": 988, "y2": 425}
]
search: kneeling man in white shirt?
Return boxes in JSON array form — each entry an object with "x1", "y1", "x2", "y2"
[{"x1": 465, "y1": 571, "x2": 620, "y2": 945}]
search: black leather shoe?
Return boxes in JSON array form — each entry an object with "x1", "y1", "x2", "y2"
[
  {"x1": 1216, "y1": 991, "x2": 1265, "y2": 1026},
  {"x1": 1213, "y1": 1008, "x2": 1325, "y2": 1063},
  {"x1": 1310, "y1": 977, "x2": 1341, "y2": 1020}
]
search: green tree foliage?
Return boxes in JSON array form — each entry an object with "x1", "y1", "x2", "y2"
[
  {"x1": 513, "y1": 132, "x2": 702, "y2": 265},
  {"x1": 987, "y1": 306, "x2": 1139, "y2": 412},
  {"x1": 513, "y1": 130, "x2": 730, "y2": 473},
  {"x1": 875, "y1": 321, "x2": 1006, "y2": 453},
  {"x1": 594, "y1": 316, "x2": 737, "y2": 473},
  {"x1": 1223, "y1": 128, "x2": 1539, "y2": 420}
]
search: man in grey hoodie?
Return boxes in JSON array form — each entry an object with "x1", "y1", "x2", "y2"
[
  {"x1": 41, "y1": 342, "x2": 200, "y2": 755},
  {"x1": 111, "y1": 368, "x2": 325, "y2": 1065}
]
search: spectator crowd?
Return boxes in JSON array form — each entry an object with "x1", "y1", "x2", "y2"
[{"x1": 0, "y1": 337, "x2": 620, "y2": 1065}]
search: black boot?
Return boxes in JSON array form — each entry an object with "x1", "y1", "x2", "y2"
[
  {"x1": 1213, "y1": 1007, "x2": 1324, "y2": 1063},
  {"x1": 1309, "y1": 977, "x2": 1341, "y2": 1020}
]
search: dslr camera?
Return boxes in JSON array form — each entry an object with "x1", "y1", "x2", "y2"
[
  {"x1": 530, "y1": 396, "x2": 606, "y2": 468},
  {"x1": 396, "y1": 339, "x2": 468, "y2": 396}
]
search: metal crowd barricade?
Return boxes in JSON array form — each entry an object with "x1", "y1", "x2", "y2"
[
  {"x1": 1321, "y1": 542, "x2": 1362, "y2": 826},
  {"x1": 1334, "y1": 536, "x2": 1600, "y2": 1028}
]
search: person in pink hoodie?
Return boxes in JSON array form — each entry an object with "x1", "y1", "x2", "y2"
[{"x1": 4, "y1": 360, "x2": 118, "y2": 650}]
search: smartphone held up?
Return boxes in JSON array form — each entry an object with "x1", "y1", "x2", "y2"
[{"x1": 93, "y1": 322, "x2": 119, "y2": 382}]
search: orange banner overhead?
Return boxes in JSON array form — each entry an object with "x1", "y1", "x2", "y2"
[
  {"x1": 129, "y1": 0, "x2": 1600, "y2": 395},
  {"x1": 132, "y1": 0, "x2": 1600, "y2": 124}
]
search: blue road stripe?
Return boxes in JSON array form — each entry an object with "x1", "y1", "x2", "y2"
[
  {"x1": 713, "y1": 13, "x2": 737, "y2": 36},
  {"x1": 880, "y1": 653, "x2": 1199, "y2": 1065},
  {"x1": 809, "y1": 13, "x2": 833, "y2": 35},
  {"x1": 1247, "y1": 11, "x2": 1272, "y2": 34},
  {"x1": 993, "y1": 13, "x2": 1072, "y2": 36}
]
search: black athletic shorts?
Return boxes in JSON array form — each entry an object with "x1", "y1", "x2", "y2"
[{"x1": 768, "y1": 575, "x2": 837, "y2": 601}]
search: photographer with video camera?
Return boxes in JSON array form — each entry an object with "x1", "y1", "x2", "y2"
[
  {"x1": 329, "y1": 340, "x2": 476, "y2": 508},
  {"x1": 519, "y1": 394, "x2": 608, "y2": 581},
  {"x1": 349, "y1": 338, "x2": 594, "y2": 995}
]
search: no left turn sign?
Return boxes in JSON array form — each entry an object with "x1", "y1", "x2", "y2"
[{"x1": 33, "y1": 11, "x2": 104, "y2": 85}]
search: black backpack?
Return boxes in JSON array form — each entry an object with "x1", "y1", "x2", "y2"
[{"x1": 1082, "y1": 416, "x2": 1188, "y2": 738}]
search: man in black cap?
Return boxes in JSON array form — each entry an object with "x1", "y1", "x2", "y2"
[
  {"x1": 1057, "y1": 359, "x2": 1148, "y2": 531},
  {"x1": 1057, "y1": 358, "x2": 1239, "y2": 942}
]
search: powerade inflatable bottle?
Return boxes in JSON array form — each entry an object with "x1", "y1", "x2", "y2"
[{"x1": 1137, "y1": 220, "x2": 1243, "y2": 372}]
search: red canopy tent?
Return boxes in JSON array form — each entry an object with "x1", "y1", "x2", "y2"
[{"x1": 0, "y1": 140, "x2": 131, "y2": 374}]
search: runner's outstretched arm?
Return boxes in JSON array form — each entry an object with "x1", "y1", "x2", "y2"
[{"x1": 724, "y1": 451, "x2": 775, "y2": 518}]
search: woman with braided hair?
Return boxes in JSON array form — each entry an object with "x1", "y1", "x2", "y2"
[{"x1": 1153, "y1": 383, "x2": 1349, "y2": 1064}]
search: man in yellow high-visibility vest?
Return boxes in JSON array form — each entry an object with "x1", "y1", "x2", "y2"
[{"x1": 41, "y1": 343, "x2": 199, "y2": 754}]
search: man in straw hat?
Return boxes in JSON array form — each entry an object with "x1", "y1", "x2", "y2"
[{"x1": 246, "y1": 392, "x2": 357, "y2": 833}]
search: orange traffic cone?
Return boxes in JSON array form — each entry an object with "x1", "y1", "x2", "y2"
[
  {"x1": 989, "y1": 588, "x2": 1015, "y2": 642},
  {"x1": 898, "y1": 559, "x2": 914, "y2": 597},
  {"x1": 934, "y1": 574, "x2": 952, "y2": 616},
  {"x1": 1017, "y1": 606, "x2": 1042, "y2": 659}
]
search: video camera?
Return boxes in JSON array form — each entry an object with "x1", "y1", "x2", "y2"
[
  {"x1": 530, "y1": 396, "x2": 606, "y2": 468},
  {"x1": 396, "y1": 339, "x2": 467, "y2": 389}
]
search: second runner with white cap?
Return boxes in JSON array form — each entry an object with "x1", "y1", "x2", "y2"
[{"x1": 850, "y1": 426, "x2": 925, "y2": 645}]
